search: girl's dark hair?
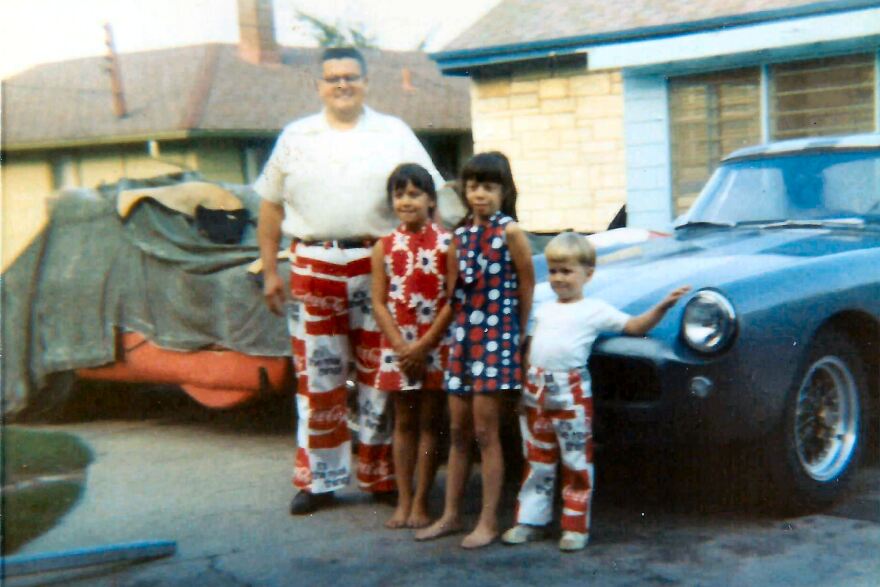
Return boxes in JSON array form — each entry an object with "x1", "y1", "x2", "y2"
[
  {"x1": 386, "y1": 163, "x2": 437, "y2": 208},
  {"x1": 460, "y1": 151, "x2": 518, "y2": 220}
]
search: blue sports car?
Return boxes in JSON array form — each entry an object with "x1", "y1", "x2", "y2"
[{"x1": 533, "y1": 134, "x2": 880, "y2": 509}]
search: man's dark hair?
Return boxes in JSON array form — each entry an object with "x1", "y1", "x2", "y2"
[{"x1": 321, "y1": 47, "x2": 367, "y2": 76}]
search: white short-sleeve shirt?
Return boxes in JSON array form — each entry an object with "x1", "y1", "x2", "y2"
[
  {"x1": 254, "y1": 106, "x2": 444, "y2": 240},
  {"x1": 528, "y1": 298, "x2": 630, "y2": 372}
]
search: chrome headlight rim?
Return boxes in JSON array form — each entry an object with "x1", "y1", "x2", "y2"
[{"x1": 680, "y1": 289, "x2": 737, "y2": 354}]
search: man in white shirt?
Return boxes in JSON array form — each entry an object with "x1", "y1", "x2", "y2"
[{"x1": 256, "y1": 47, "x2": 445, "y2": 515}]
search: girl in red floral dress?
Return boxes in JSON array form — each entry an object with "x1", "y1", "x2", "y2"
[{"x1": 371, "y1": 163, "x2": 454, "y2": 529}]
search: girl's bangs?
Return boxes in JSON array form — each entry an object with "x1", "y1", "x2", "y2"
[{"x1": 461, "y1": 159, "x2": 506, "y2": 185}]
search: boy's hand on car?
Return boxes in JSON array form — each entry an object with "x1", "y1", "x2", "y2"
[{"x1": 659, "y1": 285, "x2": 692, "y2": 310}]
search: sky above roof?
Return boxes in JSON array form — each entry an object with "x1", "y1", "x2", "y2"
[{"x1": 0, "y1": 0, "x2": 500, "y2": 80}]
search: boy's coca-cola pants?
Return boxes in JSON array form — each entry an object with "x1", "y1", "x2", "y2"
[
  {"x1": 287, "y1": 242, "x2": 394, "y2": 494},
  {"x1": 515, "y1": 366, "x2": 595, "y2": 534}
]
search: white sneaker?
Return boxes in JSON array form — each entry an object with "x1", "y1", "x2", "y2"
[
  {"x1": 501, "y1": 524, "x2": 545, "y2": 545},
  {"x1": 558, "y1": 531, "x2": 589, "y2": 551}
]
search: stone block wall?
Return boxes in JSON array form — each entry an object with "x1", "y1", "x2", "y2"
[{"x1": 470, "y1": 68, "x2": 626, "y2": 232}]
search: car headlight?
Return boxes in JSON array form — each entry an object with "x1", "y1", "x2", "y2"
[{"x1": 681, "y1": 290, "x2": 737, "y2": 353}]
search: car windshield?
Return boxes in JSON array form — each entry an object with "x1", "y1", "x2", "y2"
[{"x1": 678, "y1": 149, "x2": 880, "y2": 226}]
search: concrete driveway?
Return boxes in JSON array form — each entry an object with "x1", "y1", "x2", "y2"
[{"x1": 7, "y1": 389, "x2": 880, "y2": 586}]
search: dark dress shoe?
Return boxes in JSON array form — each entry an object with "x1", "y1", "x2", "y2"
[{"x1": 289, "y1": 490, "x2": 335, "y2": 515}]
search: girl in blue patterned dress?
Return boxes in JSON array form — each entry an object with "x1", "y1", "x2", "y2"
[{"x1": 416, "y1": 152, "x2": 534, "y2": 549}]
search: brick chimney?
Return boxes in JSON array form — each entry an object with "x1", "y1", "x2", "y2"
[{"x1": 238, "y1": 0, "x2": 281, "y2": 65}]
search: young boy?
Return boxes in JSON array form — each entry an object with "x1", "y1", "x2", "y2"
[{"x1": 502, "y1": 232, "x2": 690, "y2": 551}]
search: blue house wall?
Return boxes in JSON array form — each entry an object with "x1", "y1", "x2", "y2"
[{"x1": 623, "y1": 74, "x2": 674, "y2": 231}]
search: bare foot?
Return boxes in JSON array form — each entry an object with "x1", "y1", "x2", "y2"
[
  {"x1": 461, "y1": 525, "x2": 498, "y2": 549},
  {"x1": 385, "y1": 506, "x2": 410, "y2": 529},
  {"x1": 414, "y1": 516, "x2": 463, "y2": 541},
  {"x1": 406, "y1": 507, "x2": 432, "y2": 529}
]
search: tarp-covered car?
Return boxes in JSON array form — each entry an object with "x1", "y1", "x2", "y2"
[
  {"x1": 2, "y1": 174, "x2": 468, "y2": 420},
  {"x1": 1, "y1": 176, "x2": 294, "y2": 419},
  {"x1": 532, "y1": 134, "x2": 880, "y2": 509}
]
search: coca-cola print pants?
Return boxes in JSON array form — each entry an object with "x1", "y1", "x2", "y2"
[
  {"x1": 515, "y1": 366, "x2": 594, "y2": 534},
  {"x1": 287, "y1": 243, "x2": 393, "y2": 494}
]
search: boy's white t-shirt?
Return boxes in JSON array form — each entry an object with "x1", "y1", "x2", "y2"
[{"x1": 528, "y1": 298, "x2": 630, "y2": 372}]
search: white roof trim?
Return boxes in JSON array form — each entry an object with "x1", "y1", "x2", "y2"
[{"x1": 585, "y1": 7, "x2": 880, "y2": 71}]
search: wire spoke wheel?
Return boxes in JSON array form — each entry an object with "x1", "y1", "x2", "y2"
[{"x1": 793, "y1": 356, "x2": 858, "y2": 482}]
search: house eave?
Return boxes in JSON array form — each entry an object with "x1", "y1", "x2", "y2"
[
  {"x1": 2, "y1": 125, "x2": 471, "y2": 153},
  {"x1": 0, "y1": 129, "x2": 281, "y2": 153},
  {"x1": 431, "y1": 0, "x2": 880, "y2": 75}
]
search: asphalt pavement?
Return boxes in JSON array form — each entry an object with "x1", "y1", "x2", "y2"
[{"x1": 7, "y1": 388, "x2": 880, "y2": 587}]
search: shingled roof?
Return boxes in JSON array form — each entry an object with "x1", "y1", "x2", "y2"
[
  {"x1": 2, "y1": 44, "x2": 471, "y2": 151},
  {"x1": 439, "y1": 0, "x2": 876, "y2": 54}
]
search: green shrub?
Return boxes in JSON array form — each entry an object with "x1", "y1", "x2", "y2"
[
  {"x1": 2, "y1": 481, "x2": 84, "y2": 553},
  {"x1": 1, "y1": 427, "x2": 93, "y2": 554},
  {"x1": 3, "y1": 427, "x2": 92, "y2": 478}
]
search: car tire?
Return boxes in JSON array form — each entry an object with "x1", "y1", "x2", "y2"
[{"x1": 763, "y1": 328, "x2": 866, "y2": 512}]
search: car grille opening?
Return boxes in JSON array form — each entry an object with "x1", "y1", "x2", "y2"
[{"x1": 589, "y1": 354, "x2": 661, "y2": 403}]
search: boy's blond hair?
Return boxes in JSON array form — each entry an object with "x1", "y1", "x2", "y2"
[{"x1": 544, "y1": 231, "x2": 596, "y2": 268}]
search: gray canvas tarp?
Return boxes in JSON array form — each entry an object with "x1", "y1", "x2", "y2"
[{"x1": 1, "y1": 179, "x2": 291, "y2": 416}]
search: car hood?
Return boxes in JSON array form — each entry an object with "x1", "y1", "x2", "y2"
[{"x1": 578, "y1": 225, "x2": 880, "y2": 311}]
